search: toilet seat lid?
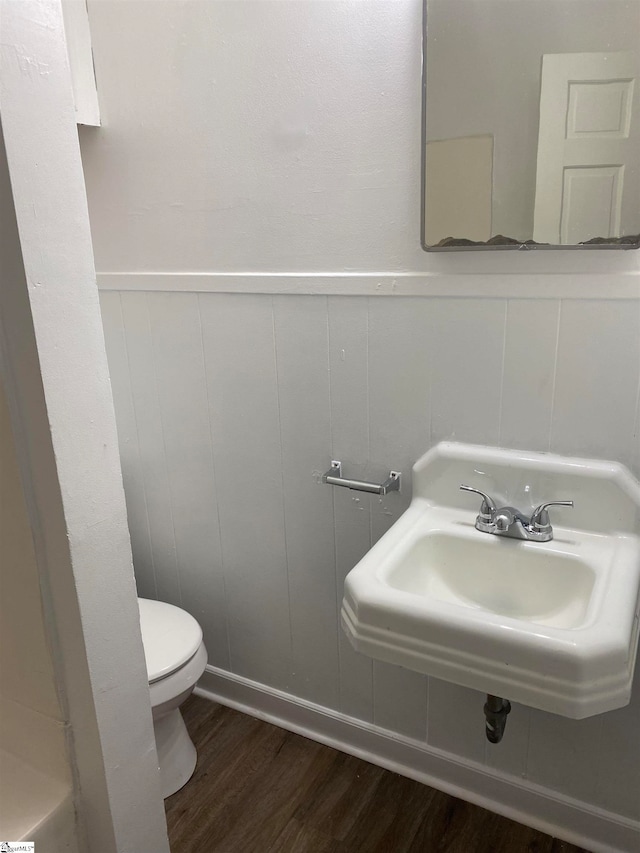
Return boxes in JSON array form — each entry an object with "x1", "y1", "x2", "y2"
[{"x1": 138, "y1": 598, "x2": 203, "y2": 684}]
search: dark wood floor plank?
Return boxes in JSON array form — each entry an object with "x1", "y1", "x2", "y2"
[
  {"x1": 166, "y1": 695, "x2": 593, "y2": 853},
  {"x1": 408, "y1": 790, "x2": 486, "y2": 852},
  {"x1": 466, "y1": 807, "x2": 555, "y2": 853},
  {"x1": 268, "y1": 818, "x2": 345, "y2": 853},
  {"x1": 551, "y1": 841, "x2": 594, "y2": 853},
  {"x1": 292, "y1": 749, "x2": 385, "y2": 840},
  {"x1": 342, "y1": 768, "x2": 438, "y2": 852},
  {"x1": 166, "y1": 705, "x2": 288, "y2": 851},
  {"x1": 197, "y1": 730, "x2": 335, "y2": 853}
]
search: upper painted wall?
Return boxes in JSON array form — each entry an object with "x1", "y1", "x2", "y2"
[{"x1": 81, "y1": 0, "x2": 640, "y2": 276}]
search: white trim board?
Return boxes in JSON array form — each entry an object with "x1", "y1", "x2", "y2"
[
  {"x1": 96, "y1": 271, "x2": 640, "y2": 299},
  {"x1": 196, "y1": 665, "x2": 639, "y2": 853},
  {"x1": 61, "y1": 0, "x2": 100, "y2": 127}
]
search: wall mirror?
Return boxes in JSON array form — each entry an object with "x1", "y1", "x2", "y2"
[{"x1": 422, "y1": 0, "x2": 640, "y2": 251}]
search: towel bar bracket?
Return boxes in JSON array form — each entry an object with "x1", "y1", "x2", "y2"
[{"x1": 321, "y1": 460, "x2": 401, "y2": 495}]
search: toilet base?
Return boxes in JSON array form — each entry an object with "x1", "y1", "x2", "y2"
[{"x1": 153, "y1": 708, "x2": 197, "y2": 798}]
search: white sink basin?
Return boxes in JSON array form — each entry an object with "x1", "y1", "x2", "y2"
[
  {"x1": 341, "y1": 443, "x2": 640, "y2": 718},
  {"x1": 385, "y1": 529, "x2": 596, "y2": 630}
]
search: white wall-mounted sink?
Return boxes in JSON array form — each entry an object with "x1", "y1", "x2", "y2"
[{"x1": 341, "y1": 442, "x2": 640, "y2": 718}]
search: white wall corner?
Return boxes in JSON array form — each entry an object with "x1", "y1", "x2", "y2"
[{"x1": 0, "y1": 0, "x2": 166, "y2": 850}]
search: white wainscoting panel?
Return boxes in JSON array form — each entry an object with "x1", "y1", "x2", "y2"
[
  {"x1": 198, "y1": 294, "x2": 292, "y2": 691},
  {"x1": 327, "y1": 297, "x2": 375, "y2": 721},
  {"x1": 483, "y1": 702, "x2": 533, "y2": 781},
  {"x1": 526, "y1": 706, "x2": 604, "y2": 806},
  {"x1": 100, "y1": 286, "x2": 640, "y2": 846},
  {"x1": 145, "y1": 292, "x2": 230, "y2": 669},
  {"x1": 100, "y1": 292, "x2": 158, "y2": 601},
  {"x1": 500, "y1": 299, "x2": 560, "y2": 452},
  {"x1": 367, "y1": 297, "x2": 431, "y2": 739},
  {"x1": 428, "y1": 299, "x2": 506, "y2": 446},
  {"x1": 551, "y1": 299, "x2": 640, "y2": 472},
  {"x1": 273, "y1": 295, "x2": 338, "y2": 706},
  {"x1": 120, "y1": 292, "x2": 182, "y2": 605},
  {"x1": 591, "y1": 682, "x2": 640, "y2": 819}
]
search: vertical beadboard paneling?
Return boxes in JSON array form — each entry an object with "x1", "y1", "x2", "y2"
[
  {"x1": 368, "y1": 297, "x2": 430, "y2": 739},
  {"x1": 199, "y1": 293, "x2": 292, "y2": 690},
  {"x1": 102, "y1": 288, "x2": 640, "y2": 836},
  {"x1": 592, "y1": 667, "x2": 640, "y2": 820},
  {"x1": 333, "y1": 494, "x2": 374, "y2": 721},
  {"x1": 120, "y1": 292, "x2": 181, "y2": 605},
  {"x1": 429, "y1": 299, "x2": 506, "y2": 446},
  {"x1": 484, "y1": 703, "x2": 531, "y2": 780},
  {"x1": 427, "y1": 680, "x2": 487, "y2": 763},
  {"x1": 366, "y1": 296, "x2": 432, "y2": 483},
  {"x1": 633, "y1": 382, "x2": 640, "y2": 479},
  {"x1": 371, "y1": 657, "x2": 428, "y2": 741},
  {"x1": 500, "y1": 300, "x2": 559, "y2": 453},
  {"x1": 273, "y1": 295, "x2": 338, "y2": 707},
  {"x1": 328, "y1": 297, "x2": 374, "y2": 722},
  {"x1": 551, "y1": 300, "x2": 640, "y2": 469},
  {"x1": 328, "y1": 297, "x2": 370, "y2": 472},
  {"x1": 146, "y1": 292, "x2": 229, "y2": 669},
  {"x1": 526, "y1": 709, "x2": 604, "y2": 804},
  {"x1": 99, "y1": 291, "x2": 157, "y2": 599},
  {"x1": 370, "y1": 505, "x2": 428, "y2": 740}
]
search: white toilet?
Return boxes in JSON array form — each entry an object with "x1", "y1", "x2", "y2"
[{"x1": 138, "y1": 598, "x2": 208, "y2": 798}]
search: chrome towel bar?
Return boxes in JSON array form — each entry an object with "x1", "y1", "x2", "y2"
[{"x1": 322, "y1": 461, "x2": 401, "y2": 495}]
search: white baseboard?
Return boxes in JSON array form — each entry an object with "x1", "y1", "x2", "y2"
[{"x1": 196, "y1": 665, "x2": 639, "y2": 853}]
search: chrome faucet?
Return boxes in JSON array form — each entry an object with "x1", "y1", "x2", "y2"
[{"x1": 459, "y1": 485, "x2": 573, "y2": 542}]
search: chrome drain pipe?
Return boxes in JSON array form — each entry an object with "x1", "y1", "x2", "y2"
[{"x1": 484, "y1": 695, "x2": 511, "y2": 743}]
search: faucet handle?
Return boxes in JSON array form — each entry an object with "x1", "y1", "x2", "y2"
[
  {"x1": 530, "y1": 500, "x2": 574, "y2": 534},
  {"x1": 460, "y1": 485, "x2": 497, "y2": 522}
]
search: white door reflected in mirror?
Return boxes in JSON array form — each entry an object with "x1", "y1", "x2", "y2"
[{"x1": 534, "y1": 51, "x2": 639, "y2": 244}]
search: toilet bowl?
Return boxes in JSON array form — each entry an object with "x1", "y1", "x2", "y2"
[{"x1": 138, "y1": 598, "x2": 208, "y2": 798}]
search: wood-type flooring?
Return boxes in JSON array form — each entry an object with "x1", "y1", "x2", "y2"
[{"x1": 165, "y1": 695, "x2": 591, "y2": 853}]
